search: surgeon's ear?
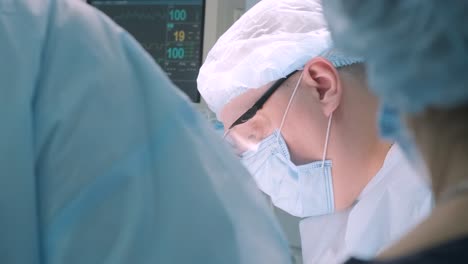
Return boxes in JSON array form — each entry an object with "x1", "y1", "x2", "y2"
[{"x1": 302, "y1": 57, "x2": 342, "y2": 117}]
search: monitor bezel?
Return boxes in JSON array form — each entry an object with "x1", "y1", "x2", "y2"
[{"x1": 86, "y1": 0, "x2": 205, "y2": 103}]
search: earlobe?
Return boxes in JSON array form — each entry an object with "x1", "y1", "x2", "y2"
[{"x1": 302, "y1": 57, "x2": 342, "y2": 117}]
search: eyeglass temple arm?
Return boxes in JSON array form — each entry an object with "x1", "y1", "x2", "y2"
[{"x1": 227, "y1": 70, "x2": 298, "y2": 130}]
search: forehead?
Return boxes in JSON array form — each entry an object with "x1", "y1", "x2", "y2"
[{"x1": 219, "y1": 83, "x2": 272, "y2": 127}]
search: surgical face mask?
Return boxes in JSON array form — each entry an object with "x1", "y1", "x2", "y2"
[
  {"x1": 239, "y1": 72, "x2": 336, "y2": 217},
  {"x1": 378, "y1": 104, "x2": 431, "y2": 184}
]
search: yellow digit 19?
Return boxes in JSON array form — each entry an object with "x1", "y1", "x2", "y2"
[{"x1": 174, "y1": 30, "x2": 185, "y2": 42}]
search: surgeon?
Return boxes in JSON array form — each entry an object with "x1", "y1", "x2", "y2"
[
  {"x1": 323, "y1": 0, "x2": 468, "y2": 263},
  {"x1": 0, "y1": 0, "x2": 292, "y2": 263},
  {"x1": 197, "y1": 0, "x2": 432, "y2": 263}
]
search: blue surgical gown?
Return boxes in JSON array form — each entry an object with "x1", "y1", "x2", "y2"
[{"x1": 0, "y1": 0, "x2": 291, "y2": 263}]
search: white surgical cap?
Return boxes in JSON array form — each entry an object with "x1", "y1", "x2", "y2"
[
  {"x1": 324, "y1": 0, "x2": 468, "y2": 113},
  {"x1": 197, "y1": 0, "x2": 363, "y2": 117}
]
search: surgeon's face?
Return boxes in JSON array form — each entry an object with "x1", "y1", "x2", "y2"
[{"x1": 220, "y1": 70, "x2": 331, "y2": 165}]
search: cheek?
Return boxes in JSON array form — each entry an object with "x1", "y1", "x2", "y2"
[
  {"x1": 227, "y1": 116, "x2": 274, "y2": 151},
  {"x1": 250, "y1": 112, "x2": 276, "y2": 139},
  {"x1": 281, "y1": 115, "x2": 326, "y2": 164}
]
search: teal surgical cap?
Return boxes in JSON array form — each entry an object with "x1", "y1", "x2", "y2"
[
  {"x1": 320, "y1": 48, "x2": 363, "y2": 69},
  {"x1": 323, "y1": 0, "x2": 468, "y2": 113}
]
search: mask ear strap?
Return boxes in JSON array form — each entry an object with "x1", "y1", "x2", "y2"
[
  {"x1": 321, "y1": 113, "x2": 333, "y2": 169},
  {"x1": 279, "y1": 71, "x2": 304, "y2": 134}
]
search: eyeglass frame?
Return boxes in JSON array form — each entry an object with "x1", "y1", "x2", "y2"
[{"x1": 225, "y1": 70, "x2": 299, "y2": 132}]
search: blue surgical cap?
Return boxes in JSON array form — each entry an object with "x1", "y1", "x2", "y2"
[{"x1": 323, "y1": 0, "x2": 468, "y2": 113}]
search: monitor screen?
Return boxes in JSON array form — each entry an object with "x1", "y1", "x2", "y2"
[{"x1": 88, "y1": 0, "x2": 205, "y2": 102}]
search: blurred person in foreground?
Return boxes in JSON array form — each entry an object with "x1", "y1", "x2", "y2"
[
  {"x1": 0, "y1": 0, "x2": 291, "y2": 263},
  {"x1": 324, "y1": 0, "x2": 468, "y2": 263}
]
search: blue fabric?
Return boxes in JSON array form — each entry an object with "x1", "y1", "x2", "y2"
[
  {"x1": 0, "y1": 1, "x2": 291, "y2": 263},
  {"x1": 378, "y1": 105, "x2": 415, "y2": 158}
]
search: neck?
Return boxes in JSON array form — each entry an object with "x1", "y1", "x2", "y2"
[
  {"x1": 330, "y1": 132, "x2": 391, "y2": 210},
  {"x1": 328, "y1": 105, "x2": 392, "y2": 210},
  {"x1": 431, "y1": 142, "x2": 468, "y2": 203}
]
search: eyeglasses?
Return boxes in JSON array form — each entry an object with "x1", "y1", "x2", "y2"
[
  {"x1": 225, "y1": 70, "x2": 298, "y2": 133},
  {"x1": 223, "y1": 71, "x2": 297, "y2": 156}
]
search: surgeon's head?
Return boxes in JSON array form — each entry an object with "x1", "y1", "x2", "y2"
[
  {"x1": 219, "y1": 57, "x2": 368, "y2": 166},
  {"x1": 323, "y1": 0, "x2": 468, "y2": 200},
  {"x1": 198, "y1": 0, "x2": 392, "y2": 217}
]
